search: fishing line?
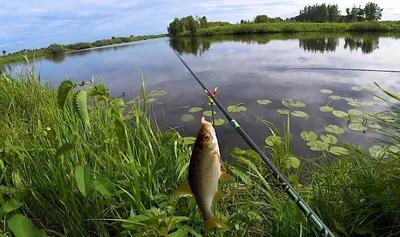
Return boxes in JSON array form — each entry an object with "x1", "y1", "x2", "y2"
[
  {"x1": 281, "y1": 67, "x2": 400, "y2": 73},
  {"x1": 165, "y1": 40, "x2": 335, "y2": 237}
]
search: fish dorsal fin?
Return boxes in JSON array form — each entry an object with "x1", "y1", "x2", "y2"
[
  {"x1": 219, "y1": 172, "x2": 234, "y2": 183},
  {"x1": 172, "y1": 179, "x2": 193, "y2": 199}
]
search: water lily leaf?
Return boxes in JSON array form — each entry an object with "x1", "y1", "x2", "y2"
[
  {"x1": 282, "y1": 99, "x2": 293, "y2": 107},
  {"x1": 332, "y1": 110, "x2": 349, "y2": 118},
  {"x1": 373, "y1": 96, "x2": 385, "y2": 102},
  {"x1": 301, "y1": 131, "x2": 317, "y2": 142},
  {"x1": 265, "y1": 136, "x2": 281, "y2": 146},
  {"x1": 213, "y1": 118, "x2": 225, "y2": 126},
  {"x1": 181, "y1": 114, "x2": 194, "y2": 122},
  {"x1": 291, "y1": 111, "x2": 309, "y2": 118},
  {"x1": 367, "y1": 123, "x2": 381, "y2": 130},
  {"x1": 360, "y1": 101, "x2": 377, "y2": 107},
  {"x1": 329, "y1": 146, "x2": 349, "y2": 156},
  {"x1": 227, "y1": 105, "x2": 247, "y2": 112},
  {"x1": 389, "y1": 145, "x2": 400, "y2": 153},
  {"x1": 349, "y1": 123, "x2": 367, "y2": 132},
  {"x1": 289, "y1": 156, "x2": 300, "y2": 169},
  {"x1": 149, "y1": 90, "x2": 168, "y2": 97},
  {"x1": 351, "y1": 118, "x2": 364, "y2": 123},
  {"x1": 329, "y1": 95, "x2": 341, "y2": 100},
  {"x1": 319, "y1": 89, "x2": 333, "y2": 94},
  {"x1": 325, "y1": 125, "x2": 344, "y2": 134},
  {"x1": 351, "y1": 86, "x2": 363, "y2": 91},
  {"x1": 277, "y1": 109, "x2": 290, "y2": 115},
  {"x1": 309, "y1": 140, "x2": 329, "y2": 151},
  {"x1": 188, "y1": 107, "x2": 202, "y2": 113},
  {"x1": 343, "y1": 97, "x2": 356, "y2": 102},
  {"x1": 321, "y1": 134, "x2": 337, "y2": 144},
  {"x1": 203, "y1": 110, "x2": 216, "y2": 116},
  {"x1": 257, "y1": 99, "x2": 272, "y2": 105},
  {"x1": 348, "y1": 109, "x2": 363, "y2": 116},
  {"x1": 319, "y1": 106, "x2": 334, "y2": 112},
  {"x1": 369, "y1": 145, "x2": 385, "y2": 158}
]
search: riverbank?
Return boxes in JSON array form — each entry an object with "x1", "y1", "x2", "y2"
[
  {"x1": 0, "y1": 34, "x2": 167, "y2": 66},
  {"x1": 177, "y1": 21, "x2": 400, "y2": 36}
]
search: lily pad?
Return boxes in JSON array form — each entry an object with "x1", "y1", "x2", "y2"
[
  {"x1": 308, "y1": 140, "x2": 329, "y2": 151},
  {"x1": 291, "y1": 111, "x2": 309, "y2": 118},
  {"x1": 351, "y1": 86, "x2": 363, "y2": 91},
  {"x1": 257, "y1": 100, "x2": 272, "y2": 105},
  {"x1": 188, "y1": 107, "x2": 202, "y2": 113},
  {"x1": 319, "y1": 89, "x2": 333, "y2": 94},
  {"x1": 265, "y1": 136, "x2": 281, "y2": 146},
  {"x1": 373, "y1": 96, "x2": 385, "y2": 102},
  {"x1": 360, "y1": 101, "x2": 377, "y2": 107},
  {"x1": 213, "y1": 118, "x2": 225, "y2": 126},
  {"x1": 321, "y1": 134, "x2": 337, "y2": 145},
  {"x1": 149, "y1": 90, "x2": 168, "y2": 97},
  {"x1": 227, "y1": 105, "x2": 247, "y2": 112},
  {"x1": 349, "y1": 123, "x2": 367, "y2": 132},
  {"x1": 348, "y1": 109, "x2": 363, "y2": 116},
  {"x1": 319, "y1": 106, "x2": 334, "y2": 112},
  {"x1": 367, "y1": 123, "x2": 381, "y2": 130},
  {"x1": 325, "y1": 125, "x2": 345, "y2": 135},
  {"x1": 292, "y1": 102, "x2": 306, "y2": 108},
  {"x1": 181, "y1": 114, "x2": 194, "y2": 122},
  {"x1": 329, "y1": 146, "x2": 349, "y2": 155},
  {"x1": 348, "y1": 101, "x2": 363, "y2": 107},
  {"x1": 343, "y1": 97, "x2": 356, "y2": 102},
  {"x1": 329, "y1": 95, "x2": 341, "y2": 100},
  {"x1": 389, "y1": 145, "x2": 400, "y2": 154},
  {"x1": 332, "y1": 110, "x2": 349, "y2": 118},
  {"x1": 289, "y1": 156, "x2": 300, "y2": 169},
  {"x1": 301, "y1": 131, "x2": 318, "y2": 142},
  {"x1": 203, "y1": 110, "x2": 216, "y2": 116},
  {"x1": 277, "y1": 109, "x2": 290, "y2": 115},
  {"x1": 369, "y1": 145, "x2": 386, "y2": 158},
  {"x1": 282, "y1": 99, "x2": 293, "y2": 107}
]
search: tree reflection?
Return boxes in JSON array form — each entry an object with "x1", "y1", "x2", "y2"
[
  {"x1": 299, "y1": 38, "x2": 339, "y2": 53},
  {"x1": 344, "y1": 34, "x2": 379, "y2": 54}
]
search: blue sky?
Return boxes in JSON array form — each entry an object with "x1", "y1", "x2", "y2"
[{"x1": 1, "y1": 0, "x2": 398, "y2": 53}]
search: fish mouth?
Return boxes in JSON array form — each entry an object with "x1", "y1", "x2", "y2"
[{"x1": 201, "y1": 116, "x2": 213, "y2": 127}]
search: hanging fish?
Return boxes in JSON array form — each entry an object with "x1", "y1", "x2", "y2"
[{"x1": 173, "y1": 116, "x2": 234, "y2": 233}]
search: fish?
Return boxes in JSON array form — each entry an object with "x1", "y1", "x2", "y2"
[{"x1": 173, "y1": 116, "x2": 234, "y2": 234}]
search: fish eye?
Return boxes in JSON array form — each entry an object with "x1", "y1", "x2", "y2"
[{"x1": 202, "y1": 133, "x2": 210, "y2": 141}]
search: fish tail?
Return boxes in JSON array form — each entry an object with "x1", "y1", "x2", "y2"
[{"x1": 204, "y1": 215, "x2": 228, "y2": 234}]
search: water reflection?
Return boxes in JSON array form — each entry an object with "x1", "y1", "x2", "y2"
[
  {"x1": 344, "y1": 34, "x2": 380, "y2": 54},
  {"x1": 299, "y1": 38, "x2": 339, "y2": 53}
]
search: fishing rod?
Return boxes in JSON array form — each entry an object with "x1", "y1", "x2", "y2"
[
  {"x1": 165, "y1": 40, "x2": 335, "y2": 237},
  {"x1": 282, "y1": 67, "x2": 400, "y2": 73}
]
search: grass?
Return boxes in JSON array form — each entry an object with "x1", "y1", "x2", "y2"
[
  {"x1": 177, "y1": 22, "x2": 400, "y2": 37},
  {"x1": 1, "y1": 61, "x2": 399, "y2": 237}
]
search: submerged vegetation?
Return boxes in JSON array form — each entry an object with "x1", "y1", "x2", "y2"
[{"x1": 1, "y1": 60, "x2": 400, "y2": 236}]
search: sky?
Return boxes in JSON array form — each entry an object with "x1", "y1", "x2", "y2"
[{"x1": 1, "y1": 0, "x2": 399, "y2": 53}]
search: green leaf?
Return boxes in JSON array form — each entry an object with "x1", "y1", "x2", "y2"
[
  {"x1": 282, "y1": 99, "x2": 305, "y2": 108},
  {"x1": 309, "y1": 141, "x2": 329, "y2": 151},
  {"x1": 35, "y1": 229, "x2": 47, "y2": 237},
  {"x1": 57, "y1": 80, "x2": 74, "y2": 109},
  {"x1": 374, "y1": 82, "x2": 400, "y2": 101},
  {"x1": 291, "y1": 111, "x2": 309, "y2": 118},
  {"x1": 55, "y1": 143, "x2": 73, "y2": 157},
  {"x1": 301, "y1": 131, "x2": 317, "y2": 142},
  {"x1": 351, "y1": 86, "x2": 363, "y2": 91},
  {"x1": 265, "y1": 136, "x2": 281, "y2": 146},
  {"x1": 329, "y1": 146, "x2": 349, "y2": 155},
  {"x1": 319, "y1": 106, "x2": 334, "y2": 112},
  {"x1": 349, "y1": 123, "x2": 367, "y2": 132},
  {"x1": 325, "y1": 125, "x2": 344, "y2": 134},
  {"x1": 88, "y1": 84, "x2": 108, "y2": 97},
  {"x1": 277, "y1": 109, "x2": 290, "y2": 115},
  {"x1": 257, "y1": 99, "x2": 272, "y2": 105},
  {"x1": 114, "y1": 114, "x2": 129, "y2": 148},
  {"x1": 74, "y1": 165, "x2": 92, "y2": 197},
  {"x1": 319, "y1": 89, "x2": 333, "y2": 94},
  {"x1": 333, "y1": 219, "x2": 348, "y2": 236},
  {"x1": 321, "y1": 134, "x2": 337, "y2": 144},
  {"x1": 389, "y1": 145, "x2": 400, "y2": 153},
  {"x1": 348, "y1": 101, "x2": 363, "y2": 107},
  {"x1": 181, "y1": 114, "x2": 194, "y2": 122},
  {"x1": 74, "y1": 90, "x2": 90, "y2": 127},
  {"x1": 367, "y1": 123, "x2": 381, "y2": 130},
  {"x1": 182, "y1": 136, "x2": 196, "y2": 145},
  {"x1": 332, "y1": 110, "x2": 349, "y2": 118},
  {"x1": 329, "y1": 95, "x2": 341, "y2": 100},
  {"x1": 292, "y1": 101, "x2": 306, "y2": 107},
  {"x1": 2, "y1": 199, "x2": 23, "y2": 213},
  {"x1": 348, "y1": 109, "x2": 363, "y2": 116},
  {"x1": 227, "y1": 105, "x2": 247, "y2": 112},
  {"x1": 360, "y1": 101, "x2": 377, "y2": 107},
  {"x1": 213, "y1": 118, "x2": 225, "y2": 126},
  {"x1": 289, "y1": 156, "x2": 300, "y2": 169},
  {"x1": 8, "y1": 214, "x2": 36, "y2": 237},
  {"x1": 168, "y1": 229, "x2": 188, "y2": 237},
  {"x1": 203, "y1": 110, "x2": 216, "y2": 116},
  {"x1": 369, "y1": 145, "x2": 385, "y2": 158},
  {"x1": 149, "y1": 90, "x2": 168, "y2": 97},
  {"x1": 94, "y1": 177, "x2": 115, "y2": 197},
  {"x1": 188, "y1": 107, "x2": 202, "y2": 113},
  {"x1": 373, "y1": 96, "x2": 385, "y2": 102},
  {"x1": 180, "y1": 105, "x2": 190, "y2": 109}
]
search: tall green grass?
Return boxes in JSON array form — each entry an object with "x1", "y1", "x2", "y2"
[{"x1": 1, "y1": 62, "x2": 399, "y2": 236}]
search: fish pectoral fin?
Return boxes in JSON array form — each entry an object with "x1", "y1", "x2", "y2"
[
  {"x1": 213, "y1": 151, "x2": 227, "y2": 172},
  {"x1": 212, "y1": 191, "x2": 224, "y2": 205},
  {"x1": 204, "y1": 215, "x2": 228, "y2": 234},
  {"x1": 172, "y1": 179, "x2": 193, "y2": 199},
  {"x1": 219, "y1": 171, "x2": 234, "y2": 183}
]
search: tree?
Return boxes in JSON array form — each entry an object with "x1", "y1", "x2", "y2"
[
  {"x1": 254, "y1": 15, "x2": 269, "y2": 23},
  {"x1": 167, "y1": 18, "x2": 183, "y2": 36},
  {"x1": 187, "y1": 16, "x2": 200, "y2": 35},
  {"x1": 199, "y1": 16, "x2": 208, "y2": 27},
  {"x1": 2, "y1": 50, "x2": 5, "y2": 56},
  {"x1": 46, "y1": 43, "x2": 66, "y2": 55},
  {"x1": 364, "y1": 2, "x2": 383, "y2": 21}
]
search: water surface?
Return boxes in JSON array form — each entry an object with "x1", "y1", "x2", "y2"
[{"x1": 5, "y1": 32, "x2": 400, "y2": 159}]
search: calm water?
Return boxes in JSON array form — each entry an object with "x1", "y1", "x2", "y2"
[{"x1": 5, "y1": 32, "x2": 400, "y2": 159}]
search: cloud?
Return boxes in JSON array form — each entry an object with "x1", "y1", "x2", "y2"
[{"x1": 0, "y1": 0, "x2": 398, "y2": 52}]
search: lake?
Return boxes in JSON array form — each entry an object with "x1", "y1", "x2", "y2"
[{"x1": 4, "y1": 32, "x2": 400, "y2": 160}]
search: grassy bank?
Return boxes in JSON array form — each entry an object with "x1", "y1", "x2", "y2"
[
  {"x1": 1, "y1": 65, "x2": 399, "y2": 236},
  {"x1": 178, "y1": 22, "x2": 400, "y2": 36},
  {"x1": 0, "y1": 34, "x2": 167, "y2": 66}
]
